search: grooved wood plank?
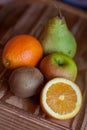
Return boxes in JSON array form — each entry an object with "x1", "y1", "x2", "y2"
[{"x1": 0, "y1": 101, "x2": 70, "y2": 130}]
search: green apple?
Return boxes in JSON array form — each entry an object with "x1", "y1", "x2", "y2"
[
  {"x1": 40, "y1": 16, "x2": 77, "y2": 58},
  {"x1": 39, "y1": 53, "x2": 77, "y2": 81}
]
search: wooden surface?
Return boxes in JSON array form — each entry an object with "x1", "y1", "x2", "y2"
[{"x1": 0, "y1": 0, "x2": 87, "y2": 130}]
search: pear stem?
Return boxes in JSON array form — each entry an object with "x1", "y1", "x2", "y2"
[{"x1": 58, "y1": 8, "x2": 63, "y2": 19}]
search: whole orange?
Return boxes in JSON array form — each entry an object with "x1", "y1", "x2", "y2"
[{"x1": 2, "y1": 35, "x2": 43, "y2": 69}]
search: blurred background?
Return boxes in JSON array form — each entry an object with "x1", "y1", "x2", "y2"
[
  {"x1": 0, "y1": 0, "x2": 12, "y2": 4},
  {"x1": 61, "y1": 0, "x2": 87, "y2": 10},
  {"x1": 0, "y1": 0, "x2": 87, "y2": 11}
]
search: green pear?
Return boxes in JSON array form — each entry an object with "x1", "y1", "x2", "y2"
[{"x1": 40, "y1": 16, "x2": 77, "y2": 58}]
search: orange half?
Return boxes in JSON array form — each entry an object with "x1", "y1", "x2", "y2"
[{"x1": 40, "y1": 78, "x2": 82, "y2": 120}]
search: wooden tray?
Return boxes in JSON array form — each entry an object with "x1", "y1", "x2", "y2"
[{"x1": 0, "y1": 0, "x2": 87, "y2": 130}]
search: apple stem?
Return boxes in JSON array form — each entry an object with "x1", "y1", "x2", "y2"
[{"x1": 57, "y1": 60, "x2": 63, "y2": 66}]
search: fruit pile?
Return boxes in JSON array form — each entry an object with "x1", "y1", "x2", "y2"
[{"x1": 2, "y1": 15, "x2": 82, "y2": 120}]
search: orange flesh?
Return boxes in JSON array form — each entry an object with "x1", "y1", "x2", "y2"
[{"x1": 46, "y1": 83, "x2": 77, "y2": 115}]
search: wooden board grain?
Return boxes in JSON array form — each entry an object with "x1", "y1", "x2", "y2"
[{"x1": 0, "y1": 0, "x2": 87, "y2": 130}]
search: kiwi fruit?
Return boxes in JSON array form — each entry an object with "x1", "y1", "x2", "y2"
[{"x1": 9, "y1": 67, "x2": 44, "y2": 98}]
